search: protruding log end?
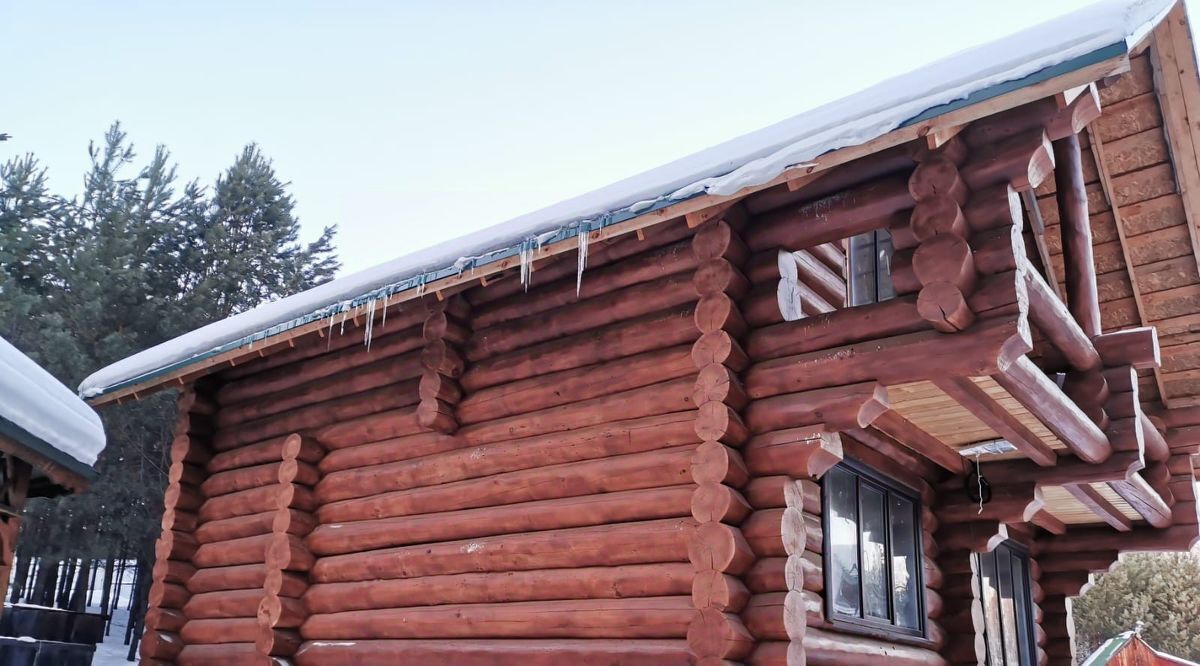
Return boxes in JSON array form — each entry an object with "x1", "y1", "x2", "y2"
[
  {"x1": 696, "y1": 294, "x2": 748, "y2": 336},
  {"x1": 687, "y1": 608, "x2": 755, "y2": 660},
  {"x1": 693, "y1": 219, "x2": 750, "y2": 264},
  {"x1": 694, "y1": 259, "x2": 751, "y2": 299},
  {"x1": 692, "y1": 570, "x2": 751, "y2": 613},
  {"x1": 420, "y1": 339, "x2": 465, "y2": 377},
  {"x1": 691, "y1": 441, "x2": 750, "y2": 487},
  {"x1": 693, "y1": 364, "x2": 749, "y2": 410},
  {"x1": 910, "y1": 195, "x2": 967, "y2": 242},
  {"x1": 417, "y1": 398, "x2": 459, "y2": 434},
  {"x1": 913, "y1": 234, "x2": 976, "y2": 293},
  {"x1": 695, "y1": 403, "x2": 751, "y2": 446},
  {"x1": 688, "y1": 522, "x2": 755, "y2": 574},
  {"x1": 691, "y1": 483, "x2": 753, "y2": 524},
  {"x1": 918, "y1": 282, "x2": 976, "y2": 332},
  {"x1": 692, "y1": 331, "x2": 749, "y2": 372},
  {"x1": 418, "y1": 370, "x2": 463, "y2": 404},
  {"x1": 909, "y1": 157, "x2": 967, "y2": 204}
]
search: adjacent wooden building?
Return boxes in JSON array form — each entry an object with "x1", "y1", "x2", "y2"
[{"x1": 84, "y1": 2, "x2": 1200, "y2": 664}]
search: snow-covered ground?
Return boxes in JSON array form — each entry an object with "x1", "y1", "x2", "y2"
[{"x1": 90, "y1": 607, "x2": 136, "y2": 665}]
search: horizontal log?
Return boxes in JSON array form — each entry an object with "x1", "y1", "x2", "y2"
[
  {"x1": 466, "y1": 273, "x2": 697, "y2": 360},
  {"x1": 1108, "y1": 473, "x2": 1173, "y2": 528},
  {"x1": 217, "y1": 325, "x2": 424, "y2": 405},
  {"x1": 742, "y1": 591, "x2": 817, "y2": 641},
  {"x1": 938, "y1": 484, "x2": 1042, "y2": 524},
  {"x1": 965, "y1": 87, "x2": 1100, "y2": 146},
  {"x1": 743, "y1": 508, "x2": 820, "y2": 557},
  {"x1": 993, "y1": 355, "x2": 1111, "y2": 464},
  {"x1": 310, "y1": 518, "x2": 696, "y2": 583},
  {"x1": 1038, "y1": 524, "x2": 1200, "y2": 554},
  {"x1": 746, "y1": 173, "x2": 914, "y2": 251},
  {"x1": 199, "y1": 483, "x2": 315, "y2": 523},
  {"x1": 961, "y1": 129, "x2": 1054, "y2": 191},
  {"x1": 872, "y1": 410, "x2": 967, "y2": 474},
  {"x1": 980, "y1": 451, "x2": 1143, "y2": 486},
  {"x1": 194, "y1": 509, "x2": 316, "y2": 545},
  {"x1": 180, "y1": 617, "x2": 259, "y2": 644},
  {"x1": 804, "y1": 625, "x2": 948, "y2": 666},
  {"x1": 1094, "y1": 327, "x2": 1160, "y2": 369},
  {"x1": 745, "y1": 382, "x2": 888, "y2": 433},
  {"x1": 217, "y1": 350, "x2": 429, "y2": 428},
  {"x1": 461, "y1": 304, "x2": 699, "y2": 391},
  {"x1": 178, "y1": 642, "x2": 260, "y2": 664},
  {"x1": 187, "y1": 565, "x2": 307, "y2": 596},
  {"x1": 472, "y1": 239, "x2": 696, "y2": 329},
  {"x1": 745, "y1": 296, "x2": 926, "y2": 361},
  {"x1": 291, "y1": 638, "x2": 692, "y2": 666},
  {"x1": 307, "y1": 485, "x2": 695, "y2": 556},
  {"x1": 318, "y1": 411, "x2": 697, "y2": 501},
  {"x1": 746, "y1": 314, "x2": 1031, "y2": 399},
  {"x1": 207, "y1": 435, "x2": 323, "y2": 473},
  {"x1": 453, "y1": 376, "x2": 695, "y2": 446},
  {"x1": 301, "y1": 596, "x2": 695, "y2": 640},
  {"x1": 317, "y1": 444, "x2": 696, "y2": 524},
  {"x1": 183, "y1": 588, "x2": 264, "y2": 620},
  {"x1": 744, "y1": 428, "x2": 843, "y2": 480},
  {"x1": 304, "y1": 563, "x2": 694, "y2": 614},
  {"x1": 192, "y1": 533, "x2": 314, "y2": 570},
  {"x1": 214, "y1": 379, "x2": 421, "y2": 450},
  {"x1": 201, "y1": 461, "x2": 318, "y2": 498},
  {"x1": 457, "y1": 345, "x2": 695, "y2": 425}
]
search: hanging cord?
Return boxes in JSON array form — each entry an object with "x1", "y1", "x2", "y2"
[{"x1": 976, "y1": 453, "x2": 984, "y2": 515}]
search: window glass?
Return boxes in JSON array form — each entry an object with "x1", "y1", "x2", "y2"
[
  {"x1": 849, "y1": 229, "x2": 895, "y2": 306},
  {"x1": 889, "y1": 494, "x2": 921, "y2": 630},
  {"x1": 976, "y1": 542, "x2": 1037, "y2": 666},
  {"x1": 822, "y1": 461, "x2": 923, "y2": 637},
  {"x1": 860, "y1": 484, "x2": 889, "y2": 620},
  {"x1": 826, "y1": 466, "x2": 861, "y2": 617}
]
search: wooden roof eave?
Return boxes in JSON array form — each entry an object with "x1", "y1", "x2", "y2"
[{"x1": 86, "y1": 48, "x2": 1134, "y2": 408}]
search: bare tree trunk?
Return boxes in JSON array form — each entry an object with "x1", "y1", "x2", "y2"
[
  {"x1": 23, "y1": 557, "x2": 38, "y2": 604},
  {"x1": 9, "y1": 552, "x2": 31, "y2": 604},
  {"x1": 106, "y1": 555, "x2": 126, "y2": 635},
  {"x1": 87, "y1": 557, "x2": 99, "y2": 607},
  {"x1": 98, "y1": 557, "x2": 114, "y2": 626},
  {"x1": 68, "y1": 559, "x2": 90, "y2": 611},
  {"x1": 33, "y1": 558, "x2": 59, "y2": 607},
  {"x1": 56, "y1": 559, "x2": 74, "y2": 608}
]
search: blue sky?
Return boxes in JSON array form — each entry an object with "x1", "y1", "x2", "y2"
[{"x1": 2, "y1": 1, "x2": 1130, "y2": 275}]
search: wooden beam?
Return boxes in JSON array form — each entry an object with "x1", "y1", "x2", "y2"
[
  {"x1": 1108, "y1": 472, "x2": 1173, "y2": 528},
  {"x1": 1093, "y1": 327, "x2": 1161, "y2": 370},
  {"x1": 982, "y1": 450, "x2": 1144, "y2": 487},
  {"x1": 1053, "y1": 133, "x2": 1102, "y2": 337},
  {"x1": 1030, "y1": 508, "x2": 1068, "y2": 535},
  {"x1": 1038, "y1": 524, "x2": 1200, "y2": 554},
  {"x1": 1021, "y1": 189, "x2": 1066, "y2": 302},
  {"x1": 1063, "y1": 483, "x2": 1133, "y2": 531},
  {"x1": 1024, "y1": 268, "x2": 1101, "y2": 373},
  {"x1": 871, "y1": 410, "x2": 967, "y2": 474},
  {"x1": 933, "y1": 376, "x2": 1057, "y2": 466},
  {"x1": 992, "y1": 355, "x2": 1112, "y2": 463}
]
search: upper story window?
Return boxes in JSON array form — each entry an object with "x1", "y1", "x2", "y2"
[
  {"x1": 848, "y1": 229, "x2": 895, "y2": 306},
  {"x1": 823, "y1": 460, "x2": 924, "y2": 638},
  {"x1": 976, "y1": 541, "x2": 1037, "y2": 666}
]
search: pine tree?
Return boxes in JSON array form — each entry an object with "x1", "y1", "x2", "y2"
[{"x1": 1072, "y1": 552, "x2": 1200, "y2": 661}]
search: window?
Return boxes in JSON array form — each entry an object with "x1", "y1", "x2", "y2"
[
  {"x1": 975, "y1": 542, "x2": 1037, "y2": 666},
  {"x1": 822, "y1": 461, "x2": 924, "y2": 637},
  {"x1": 848, "y1": 229, "x2": 895, "y2": 306}
]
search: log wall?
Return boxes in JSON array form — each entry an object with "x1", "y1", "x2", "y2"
[{"x1": 136, "y1": 90, "x2": 1196, "y2": 665}]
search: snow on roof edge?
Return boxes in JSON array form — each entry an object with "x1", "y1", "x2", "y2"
[
  {"x1": 79, "y1": 0, "x2": 1176, "y2": 400},
  {"x1": 0, "y1": 336, "x2": 105, "y2": 474}
]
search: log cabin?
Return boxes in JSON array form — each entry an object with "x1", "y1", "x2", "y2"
[
  {"x1": 1082, "y1": 630, "x2": 1198, "y2": 665},
  {"x1": 80, "y1": 1, "x2": 1200, "y2": 664},
  {"x1": 0, "y1": 335, "x2": 106, "y2": 608}
]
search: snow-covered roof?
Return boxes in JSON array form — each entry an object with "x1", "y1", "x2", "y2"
[
  {"x1": 79, "y1": 0, "x2": 1176, "y2": 401},
  {"x1": 1083, "y1": 630, "x2": 1200, "y2": 666},
  {"x1": 0, "y1": 336, "x2": 105, "y2": 480}
]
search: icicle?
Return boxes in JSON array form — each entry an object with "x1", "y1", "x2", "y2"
[
  {"x1": 381, "y1": 293, "x2": 389, "y2": 330},
  {"x1": 364, "y1": 298, "x2": 376, "y2": 351},
  {"x1": 326, "y1": 311, "x2": 337, "y2": 349},
  {"x1": 339, "y1": 309, "x2": 347, "y2": 335},
  {"x1": 519, "y1": 238, "x2": 533, "y2": 290},
  {"x1": 576, "y1": 227, "x2": 590, "y2": 297}
]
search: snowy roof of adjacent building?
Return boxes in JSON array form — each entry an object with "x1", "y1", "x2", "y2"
[
  {"x1": 1083, "y1": 630, "x2": 1200, "y2": 665},
  {"x1": 0, "y1": 336, "x2": 105, "y2": 480},
  {"x1": 80, "y1": 0, "x2": 1176, "y2": 401}
]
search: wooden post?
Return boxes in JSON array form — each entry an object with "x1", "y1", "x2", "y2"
[{"x1": 1053, "y1": 134, "x2": 1101, "y2": 338}]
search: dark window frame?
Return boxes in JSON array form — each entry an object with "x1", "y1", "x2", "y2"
[
  {"x1": 975, "y1": 541, "x2": 1038, "y2": 666},
  {"x1": 821, "y1": 459, "x2": 927, "y2": 639},
  {"x1": 848, "y1": 228, "x2": 896, "y2": 306}
]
